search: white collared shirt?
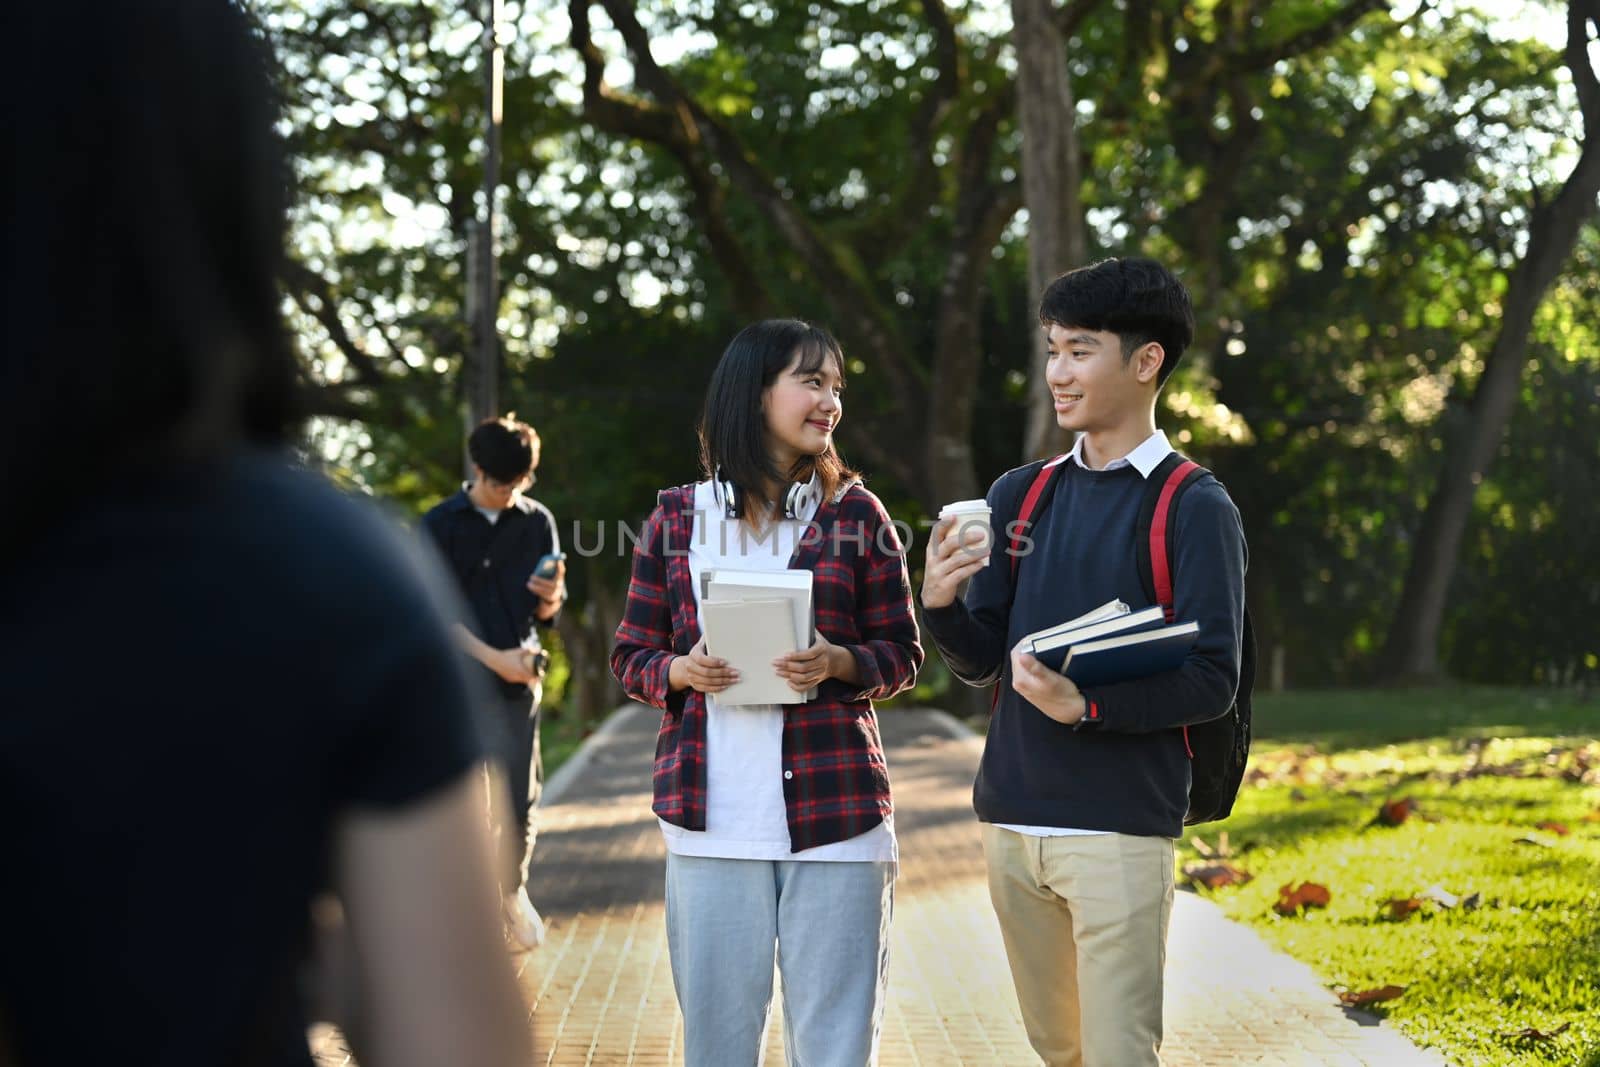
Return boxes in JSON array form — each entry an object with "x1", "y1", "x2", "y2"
[{"x1": 1065, "y1": 428, "x2": 1174, "y2": 476}]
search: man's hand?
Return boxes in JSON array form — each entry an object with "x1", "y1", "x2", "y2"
[
  {"x1": 668, "y1": 637, "x2": 740, "y2": 694},
  {"x1": 528, "y1": 559, "x2": 567, "y2": 620},
  {"x1": 455, "y1": 624, "x2": 536, "y2": 684},
  {"x1": 488, "y1": 647, "x2": 537, "y2": 685},
  {"x1": 920, "y1": 515, "x2": 990, "y2": 610},
  {"x1": 773, "y1": 632, "x2": 857, "y2": 692},
  {"x1": 1009, "y1": 639, "x2": 1087, "y2": 725}
]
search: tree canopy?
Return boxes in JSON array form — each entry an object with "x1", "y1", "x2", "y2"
[{"x1": 252, "y1": 0, "x2": 1600, "y2": 713}]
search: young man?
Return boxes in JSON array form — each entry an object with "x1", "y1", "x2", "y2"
[
  {"x1": 920, "y1": 258, "x2": 1247, "y2": 1066},
  {"x1": 422, "y1": 416, "x2": 567, "y2": 949}
]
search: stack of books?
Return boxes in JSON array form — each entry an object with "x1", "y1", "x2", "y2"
[
  {"x1": 697, "y1": 568, "x2": 816, "y2": 706},
  {"x1": 1022, "y1": 598, "x2": 1198, "y2": 688}
]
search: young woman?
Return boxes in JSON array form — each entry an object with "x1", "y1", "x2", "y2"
[{"x1": 611, "y1": 320, "x2": 923, "y2": 1066}]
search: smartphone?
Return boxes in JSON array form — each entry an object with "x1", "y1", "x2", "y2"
[{"x1": 533, "y1": 551, "x2": 566, "y2": 580}]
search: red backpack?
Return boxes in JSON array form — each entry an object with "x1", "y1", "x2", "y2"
[{"x1": 1002, "y1": 451, "x2": 1255, "y2": 825}]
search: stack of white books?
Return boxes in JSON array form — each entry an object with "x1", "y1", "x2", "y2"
[
  {"x1": 1022, "y1": 598, "x2": 1198, "y2": 687},
  {"x1": 698, "y1": 568, "x2": 816, "y2": 705}
]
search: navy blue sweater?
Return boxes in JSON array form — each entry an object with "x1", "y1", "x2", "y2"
[{"x1": 921, "y1": 454, "x2": 1247, "y2": 838}]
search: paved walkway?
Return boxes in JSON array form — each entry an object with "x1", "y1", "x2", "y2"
[{"x1": 316, "y1": 704, "x2": 1448, "y2": 1066}]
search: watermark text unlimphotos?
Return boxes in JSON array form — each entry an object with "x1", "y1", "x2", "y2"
[{"x1": 563, "y1": 511, "x2": 1037, "y2": 560}]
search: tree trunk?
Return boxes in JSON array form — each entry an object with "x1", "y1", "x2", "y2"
[
  {"x1": 925, "y1": 275, "x2": 983, "y2": 508},
  {"x1": 1013, "y1": 0, "x2": 1088, "y2": 463},
  {"x1": 555, "y1": 581, "x2": 626, "y2": 723},
  {"x1": 1381, "y1": 0, "x2": 1600, "y2": 680}
]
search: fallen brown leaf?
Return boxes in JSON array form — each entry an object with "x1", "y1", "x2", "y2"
[
  {"x1": 1183, "y1": 862, "x2": 1253, "y2": 890},
  {"x1": 1338, "y1": 985, "x2": 1406, "y2": 1007},
  {"x1": 1275, "y1": 881, "x2": 1332, "y2": 916},
  {"x1": 1499, "y1": 1021, "x2": 1570, "y2": 1041},
  {"x1": 1371, "y1": 797, "x2": 1418, "y2": 827},
  {"x1": 1534, "y1": 821, "x2": 1570, "y2": 836},
  {"x1": 1384, "y1": 897, "x2": 1424, "y2": 919}
]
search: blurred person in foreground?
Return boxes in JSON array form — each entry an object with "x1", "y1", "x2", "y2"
[
  {"x1": 0, "y1": 4, "x2": 533, "y2": 1066},
  {"x1": 421, "y1": 415, "x2": 566, "y2": 949}
]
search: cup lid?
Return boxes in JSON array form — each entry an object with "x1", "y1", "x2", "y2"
[{"x1": 939, "y1": 498, "x2": 990, "y2": 515}]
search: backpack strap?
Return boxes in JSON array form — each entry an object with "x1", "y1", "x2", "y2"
[
  {"x1": 1134, "y1": 451, "x2": 1209, "y2": 755},
  {"x1": 988, "y1": 453, "x2": 1070, "y2": 713},
  {"x1": 1008, "y1": 454, "x2": 1071, "y2": 582},
  {"x1": 1134, "y1": 452, "x2": 1208, "y2": 619}
]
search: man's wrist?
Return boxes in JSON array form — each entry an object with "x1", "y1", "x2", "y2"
[{"x1": 1046, "y1": 692, "x2": 1088, "y2": 725}]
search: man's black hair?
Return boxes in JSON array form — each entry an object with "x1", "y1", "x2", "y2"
[
  {"x1": 4, "y1": 3, "x2": 297, "y2": 558},
  {"x1": 468, "y1": 417, "x2": 539, "y2": 484},
  {"x1": 698, "y1": 319, "x2": 856, "y2": 526},
  {"x1": 1039, "y1": 258, "x2": 1197, "y2": 387}
]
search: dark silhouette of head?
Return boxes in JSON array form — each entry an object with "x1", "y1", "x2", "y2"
[{"x1": 4, "y1": 2, "x2": 297, "y2": 559}]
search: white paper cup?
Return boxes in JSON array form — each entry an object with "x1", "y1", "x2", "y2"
[{"x1": 939, "y1": 500, "x2": 993, "y2": 561}]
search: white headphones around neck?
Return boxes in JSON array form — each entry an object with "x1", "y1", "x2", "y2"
[{"x1": 715, "y1": 468, "x2": 822, "y2": 521}]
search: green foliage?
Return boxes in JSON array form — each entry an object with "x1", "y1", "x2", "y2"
[
  {"x1": 1444, "y1": 242, "x2": 1600, "y2": 687},
  {"x1": 253, "y1": 0, "x2": 1600, "y2": 694}
]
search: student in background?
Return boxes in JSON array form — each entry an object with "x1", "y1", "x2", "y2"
[
  {"x1": 0, "y1": 5, "x2": 531, "y2": 1065},
  {"x1": 611, "y1": 320, "x2": 923, "y2": 1066},
  {"x1": 919, "y1": 259, "x2": 1247, "y2": 1067},
  {"x1": 422, "y1": 415, "x2": 566, "y2": 950}
]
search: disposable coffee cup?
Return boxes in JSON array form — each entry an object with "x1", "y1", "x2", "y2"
[{"x1": 938, "y1": 499, "x2": 993, "y2": 563}]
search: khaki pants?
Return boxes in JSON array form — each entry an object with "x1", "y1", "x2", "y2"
[{"x1": 982, "y1": 824, "x2": 1174, "y2": 1067}]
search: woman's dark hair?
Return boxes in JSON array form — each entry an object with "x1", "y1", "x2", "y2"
[
  {"x1": 468, "y1": 416, "x2": 539, "y2": 483},
  {"x1": 3, "y1": 3, "x2": 297, "y2": 557},
  {"x1": 698, "y1": 320, "x2": 858, "y2": 527},
  {"x1": 1038, "y1": 257, "x2": 1196, "y2": 387}
]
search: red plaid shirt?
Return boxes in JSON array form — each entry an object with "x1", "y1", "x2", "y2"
[{"x1": 611, "y1": 483, "x2": 923, "y2": 852}]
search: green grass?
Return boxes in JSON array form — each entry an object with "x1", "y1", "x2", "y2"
[
  {"x1": 1189, "y1": 688, "x2": 1600, "y2": 1066},
  {"x1": 1252, "y1": 685, "x2": 1598, "y2": 749},
  {"x1": 534, "y1": 632, "x2": 594, "y2": 780},
  {"x1": 539, "y1": 705, "x2": 595, "y2": 781}
]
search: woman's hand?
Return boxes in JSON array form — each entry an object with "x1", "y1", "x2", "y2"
[
  {"x1": 920, "y1": 515, "x2": 990, "y2": 609},
  {"x1": 669, "y1": 637, "x2": 740, "y2": 693},
  {"x1": 774, "y1": 632, "x2": 857, "y2": 692}
]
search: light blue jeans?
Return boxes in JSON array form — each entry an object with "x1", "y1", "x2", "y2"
[{"x1": 664, "y1": 853, "x2": 895, "y2": 1067}]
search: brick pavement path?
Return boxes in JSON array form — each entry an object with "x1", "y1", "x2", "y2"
[{"x1": 315, "y1": 704, "x2": 1447, "y2": 1066}]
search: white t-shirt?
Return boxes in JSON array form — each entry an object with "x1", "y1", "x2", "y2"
[{"x1": 657, "y1": 479, "x2": 897, "y2": 863}]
